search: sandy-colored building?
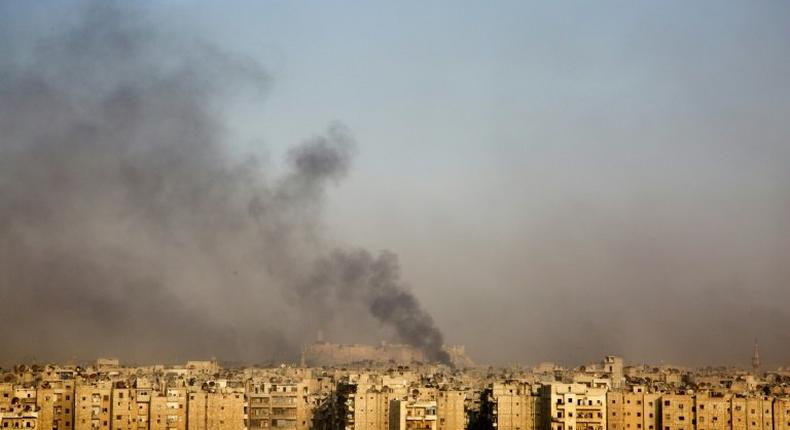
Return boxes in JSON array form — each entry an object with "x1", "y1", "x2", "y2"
[
  {"x1": 37, "y1": 381, "x2": 75, "y2": 430},
  {"x1": 109, "y1": 386, "x2": 146, "y2": 430},
  {"x1": 75, "y1": 385, "x2": 112, "y2": 430},
  {"x1": 350, "y1": 387, "x2": 393, "y2": 430},
  {"x1": 12, "y1": 389, "x2": 36, "y2": 410},
  {"x1": 187, "y1": 391, "x2": 244, "y2": 430},
  {"x1": 694, "y1": 393, "x2": 731, "y2": 430},
  {"x1": 389, "y1": 399, "x2": 436, "y2": 430},
  {"x1": 773, "y1": 398, "x2": 790, "y2": 430},
  {"x1": 607, "y1": 388, "x2": 659, "y2": 430},
  {"x1": 484, "y1": 383, "x2": 540, "y2": 430},
  {"x1": 603, "y1": 358, "x2": 625, "y2": 390},
  {"x1": 0, "y1": 384, "x2": 13, "y2": 414},
  {"x1": 435, "y1": 391, "x2": 464, "y2": 430},
  {"x1": 661, "y1": 394, "x2": 694, "y2": 430},
  {"x1": 326, "y1": 381, "x2": 395, "y2": 430},
  {"x1": 0, "y1": 403, "x2": 38, "y2": 430},
  {"x1": 542, "y1": 384, "x2": 607, "y2": 430},
  {"x1": 730, "y1": 396, "x2": 772, "y2": 430},
  {"x1": 185, "y1": 362, "x2": 219, "y2": 378},
  {"x1": 150, "y1": 389, "x2": 186, "y2": 430},
  {"x1": 246, "y1": 381, "x2": 310, "y2": 430}
]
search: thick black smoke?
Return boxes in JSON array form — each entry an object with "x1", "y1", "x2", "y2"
[
  {"x1": 0, "y1": 3, "x2": 449, "y2": 365},
  {"x1": 297, "y1": 249, "x2": 451, "y2": 365}
]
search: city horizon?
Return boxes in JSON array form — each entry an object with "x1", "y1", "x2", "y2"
[{"x1": 2, "y1": 0, "x2": 790, "y2": 380}]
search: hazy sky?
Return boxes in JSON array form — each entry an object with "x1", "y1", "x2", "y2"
[{"x1": 2, "y1": 1, "x2": 790, "y2": 367}]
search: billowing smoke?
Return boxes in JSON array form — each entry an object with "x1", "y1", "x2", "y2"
[
  {"x1": 297, "y1": 249, "x2": 451, "y2": 365},
  {"x1": 0, "y1": 3, "x2": 449, "y2": 365}
]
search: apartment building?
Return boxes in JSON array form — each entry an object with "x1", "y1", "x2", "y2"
[
  {"x1": 661, "y1": 393, "x2": 694, "y2": 430},
  {"x1": 435, "y1": 391, "x2": 464, "y2": 430},
  {"x1": 246, "y1": 381, "x2": 310, "y2": 430},
  {"x1": 37, "y1": 381, "x2": 75, "y2": 430},
  {"x1": 389, "y1": 399, "x2": 436, "y2": 430},
  {"x1": 0, "y1": 384, "x2": 12, "y2": 414},
  {"x1": 109, "y1": 385, "x2": 144, "y2": 430},
  {"x1": 480, "y1": 382, "x2": 541, "y2": 430},
  {"x1": 607, "y1": 388, "x2": 659, "y2": 430},
  {"x1": 0, "y1": 403, "x2": 38, "y2": 430},
  {"x1": 542, "y1": 384, "x2": 606, "y2": 430},
  {"x1": 150, "y1": 388, "x2": 186, "y2": 430},
  {"x1": 773, "y1": 398, "x2": 790, "y2": 430},
  {"x1": 75, "y1": 384, "x2": 112, "y2": 430},
  {"x1": 187, "y1": 390, "x2": 243, "y2": 430},
  {"x1": 351, "y1": 387, "x2": 393, "y2": 430},
  {"x1": 694, "y1": 394, "x2": 731, "y2": 430},
  {"x1": 730, "y1": 396, "x2": 772, "y2": 430}
]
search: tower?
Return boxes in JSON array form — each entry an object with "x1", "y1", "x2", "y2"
[{"x1": 751, "y1": 339, "x2": 761, "y2": 372}]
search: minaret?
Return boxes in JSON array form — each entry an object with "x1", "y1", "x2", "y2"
[{"x1": 751, "y1": 339, "x2": 761, "y2": 372}]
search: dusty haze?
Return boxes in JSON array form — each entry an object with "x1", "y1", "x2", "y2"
[
  {"x1": 2, "y1": 2, "x2": 790, "y2": 368},
  {"x1": 0, "y1": 3, "x2": 449, "y2": 366}
]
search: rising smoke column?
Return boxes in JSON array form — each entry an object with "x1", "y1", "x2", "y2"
[
  {"x1": 280, "y1": 133, "x2": 452, "y2": 365},
  {"x1": 297, "y1": 249, "x2": 452, "y2": 365},
  {"x1": 0, "y1": 2, "x2": 450, "y2": 365}
]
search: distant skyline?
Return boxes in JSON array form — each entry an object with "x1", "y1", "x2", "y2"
[{"x1": 1, "y1": 1, "x2": 790, "y2": 367}]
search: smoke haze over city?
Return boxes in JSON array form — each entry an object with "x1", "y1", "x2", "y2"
[{"x1": 1, "y1": 1, "x2": 790, "y2": 368}]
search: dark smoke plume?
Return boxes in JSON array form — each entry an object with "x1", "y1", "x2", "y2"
[
  {"x1": 297, "y1": 249, "x2": 451, "y2": 365},
  {"x1": 0, "y1": 3, "x2": 449, "y2": 365}
]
